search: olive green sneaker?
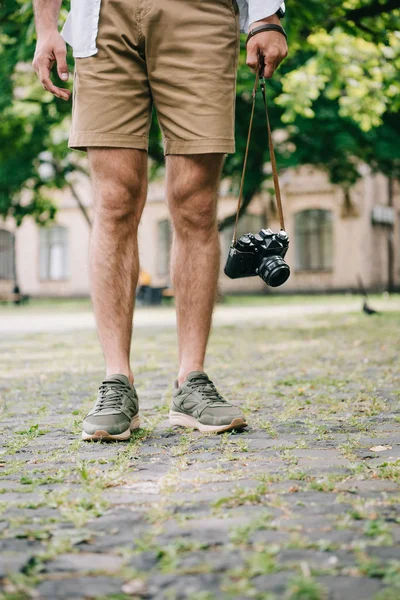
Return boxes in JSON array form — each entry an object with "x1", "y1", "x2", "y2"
[
  {"x1": 169, "y1": 371, "x2": 247, "y2": 433},
  {"x1": 82, "y1": 374, "x2": 140, "y2": 441}
]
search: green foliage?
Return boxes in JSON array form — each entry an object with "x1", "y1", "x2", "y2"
[
  {"x1": 277, "y1": 30, "x2": 400, "y2": 130},
  {"x1": 0, "y1": 0, "x2": 399, "y2": 227},
  {"x1": 0, "y1": 0, "x2": 75, "y2": 226},
  {"x1": 221, "y1": 0, "x2": 400, "y2": 225}
]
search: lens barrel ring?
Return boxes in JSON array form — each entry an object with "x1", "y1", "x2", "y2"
[{"x1": 258, "y1": 255, "x2": 290, "y2": 287}]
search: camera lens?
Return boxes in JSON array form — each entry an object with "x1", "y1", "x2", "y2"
[{"x1": 258, "y1": 255, "x2": 290, "y2": 287}]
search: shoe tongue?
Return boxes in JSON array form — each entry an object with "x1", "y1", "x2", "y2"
[
  {"x1": 186, "y1": 371, "x2": 209, "y2": 383},
  {"x1": 102, "y1": 374, "x2": 131, "y2": 386}
]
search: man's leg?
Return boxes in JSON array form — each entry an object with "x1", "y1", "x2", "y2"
[
  {"x1": 166, "y1": 154, "x2": 223, "y2": 384},
  {"x1": 89, "y1": 148, "x2": 148, "y2": 383},
  {"x1": 167, "y1": 154, "x2": 247, "y2": 433},
  {"x1": 80, "y1": 148, "x2": 147, "y2": 441}
]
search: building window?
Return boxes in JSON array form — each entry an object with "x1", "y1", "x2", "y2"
[
  {"x1": 39, "y1": 226, "x2": 69, "y2": 280},
  {"x1": 295, "y1": 209, "x2": 333, "y2": 271},
  {"x1": 0, "y1": 229, "x2": 15, "y2": 280},
  {"x1": 157, "y1": 219, "x2": 172, "y2": 277}
]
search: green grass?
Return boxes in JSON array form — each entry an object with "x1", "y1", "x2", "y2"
[
  {"x1": 1, "y1": 292, "x2": 399, "y2": 315},
  {"x1": 0, "y1": 296, "x2": 92, "y2": 313},
  {"x1": 285, "y1": 576, "x2": 328, "y2": 600},
  {"x1": 222, "y1": 292, "x2": 400, "y2": 306}
]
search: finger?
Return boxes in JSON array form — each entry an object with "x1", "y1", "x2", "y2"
[
  {"x1": 55, "y1": 48, "x2": 69, "y2": 82},
  {"x1": 246, "y1": 45, "x2": 259, "y2": 72},
  {"x1": 263, "y1": 60, "x2": 278, "y2": 79},
  {"x1": 39, "y1": 71, "x2": 71, "y2": 100},
  {"x1": 36, "y1": 58, "x2": 70, "y2": 100}
]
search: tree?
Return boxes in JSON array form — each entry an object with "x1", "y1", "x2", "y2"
[
  {"x1": 219, "y1": 0, "x2": 400, "y2": 228},
  {"x1": 1, "y1": 0, "x2": 399, "y2": 229},
  {"x1": 0, "y1": 1, "x2": 87, "y2": 226}
]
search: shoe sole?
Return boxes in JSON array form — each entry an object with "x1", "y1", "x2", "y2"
[
  {"x1": 169, "y1": 411, "x2": 248, "y2": 433},
  {"x1": 82, "y1": 414, "x2": 140, "y2": 442}
]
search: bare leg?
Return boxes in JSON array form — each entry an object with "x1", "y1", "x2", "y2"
[
  {"x1": 88, "y1": 148, "x2": 148, "y2": 384},
  {"x1": 166, "y1": 154, "x2": 224, "y2": 385}
]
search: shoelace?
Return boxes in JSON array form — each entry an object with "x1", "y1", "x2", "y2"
[
  {"x1": 94, "y1": 380, "x2": 130, "y2": 412},
  {"x1": 188, "y1": 376, "x2": 227, "y2": 405}
]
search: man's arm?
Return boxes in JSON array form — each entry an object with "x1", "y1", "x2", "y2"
[
  {"x1": 32, "y1": 0, "x2": 71, "y2": 100},
  {"x1": 246, "y1": 3, "x2": 288, "y2": 79}
]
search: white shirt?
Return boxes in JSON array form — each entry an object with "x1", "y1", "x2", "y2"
[{"x1": 62, "y1": 1, "x2": 285, "y2": 58}]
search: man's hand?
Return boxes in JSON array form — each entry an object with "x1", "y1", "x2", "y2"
[
  {"x1": 33, "y1": 30, "x2": 71, "y2": 101},
  {"x1": 246, "y1": 15, "x2": 288, "y2": 79}
]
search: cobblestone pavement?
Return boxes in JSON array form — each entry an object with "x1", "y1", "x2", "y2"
[{"x1": 0, "y1": 308, "x2": 399, "y2": 600}]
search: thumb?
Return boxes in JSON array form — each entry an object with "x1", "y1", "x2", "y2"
[{"x1": 55, "y1": 48, "x2": 69, "y2": 81}]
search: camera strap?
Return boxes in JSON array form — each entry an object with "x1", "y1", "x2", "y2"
[{"x1": 232, "y1": 59, "x2": 285, "y2": 244}]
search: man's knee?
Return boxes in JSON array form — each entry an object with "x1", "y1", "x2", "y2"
[
  {"x1": 89, "y1": 149, "x2": 147, "y2": 229},
  {"x1": 95, "y1": 181, "x2": 145, "y2": 228},
  {"x1": 172, "y1": 197, "x2": 218, "y2": 238},
  {"x1": 168, "y1": 154, "x2": 223, "y2": 236}
]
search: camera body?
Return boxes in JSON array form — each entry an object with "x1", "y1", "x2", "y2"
[{"x1": 224, "y1": 228, "x2": 290, "y2": 287}]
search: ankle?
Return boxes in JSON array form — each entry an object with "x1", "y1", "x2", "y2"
[
  {"x1": 177, "y1": 365, "x2": 204, "y2": 387},
  {"x1": 106, "y1": 368, "x2": 134, "y2": 386}
]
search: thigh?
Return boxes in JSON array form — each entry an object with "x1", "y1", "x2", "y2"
[
  {"x1": 70, "y1": 0, "x2": 152, "y2": 152},
  {"x1": 145, "y1": 0, "x2": 240, "y2": 155}
]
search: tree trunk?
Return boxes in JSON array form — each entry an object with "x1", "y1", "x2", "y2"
[{"x1": 68, "y1": 182, "x2": 92, "y2": 228}]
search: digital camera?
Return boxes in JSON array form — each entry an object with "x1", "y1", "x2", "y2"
[{"x1": 224, "y1": 228, "x2": 290, "y2": 287}]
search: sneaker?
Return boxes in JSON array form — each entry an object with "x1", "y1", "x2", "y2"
[
  {"x1": 82, "y1": 374, "x2": 140, "y2": 441},
  {"x1": 169, "y1": 371, "x2": 247, "y2": 433}
]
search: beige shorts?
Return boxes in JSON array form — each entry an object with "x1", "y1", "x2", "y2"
[{"x1": 70, "y1": 0, "x2": 240, "y2": 154}]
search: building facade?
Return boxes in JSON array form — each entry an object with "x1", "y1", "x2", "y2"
[{"x1": 1, "y1": 166, "x2": 399, "y2": 297}]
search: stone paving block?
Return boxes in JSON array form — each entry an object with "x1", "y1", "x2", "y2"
[
  {"x1": 316, "y1": 575, "x2": 384, "y2": 600},
  {"x1": 277, "y1": 548, "x2": 355, "y2": 569},
  {"x1": 297, "y1": 456, "x2": 351, "y2": 469},
  {"x1": 156, "y1": 516, "x2": 250, "y2": 547},
  {"x1": 102, "y1": 490, "x2": 162, "y2": 505},
  {"x1": 85, "y1": 507, "x2": 145, "y2": 530},
  {"x1": 307, "y1": 528, "x2": 356, "y2": 545},
  {"x1": 175, "y1": 548, "x2": 245, "y2": 572},
  {"x1": 335, "y1": 479, "x2": 399, "y2": 492},
  {"x1": 147, "y1": 572, "x2": 222, "y2": 600},
  {"x1": 249, "y1": 530, "x2": 294, "y2": 545},
  {"x1": 0, "y1": 553, "x2": 33, "y2": 578},
  {"x1": 129, "y1": 550, "x2": 160, "y2": 572},
  {"x1": 43, "y1": 552, "x2": 126, "y2": 573},
  {"x1": 36, "y1": 575, "x2": 125, "y2": 599},
  {"x1": 0, "y1": 537, "x2": 43, "y2": 554},
  {"x1": 390, "y1": 525, "x2": 400, "y2": 544},
  {"x1": 252, "y1": 572, "x2": 293, "y2": 594},
  {"x1": 291, "y1": 449, "x2": 344, "y2": 460},
  {"x1": 365, "y1": 546, "x2": 400, "y2": 561}
]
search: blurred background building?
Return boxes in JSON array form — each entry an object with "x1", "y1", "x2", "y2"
[
  {"x1": 2, "y1": 1, "x2": 399, "y2": 301},
  {"x1": 1, "y1": 165, "x2": 399, "y2": 297}
]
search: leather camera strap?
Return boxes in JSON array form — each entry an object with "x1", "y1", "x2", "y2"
[{"x1": 232, "y1": 59, "x2": 285, "y2": 244}]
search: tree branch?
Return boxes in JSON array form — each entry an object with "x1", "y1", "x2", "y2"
[
  {"x1": 68, "y1": 182, "x2": 92, "y2": 228},
  {"x1": 346, "y1": 0, "x2": 400, "y2": 22},
  {"x1": 218, "y1": 192, "x2": 254, "y2": 232}
]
